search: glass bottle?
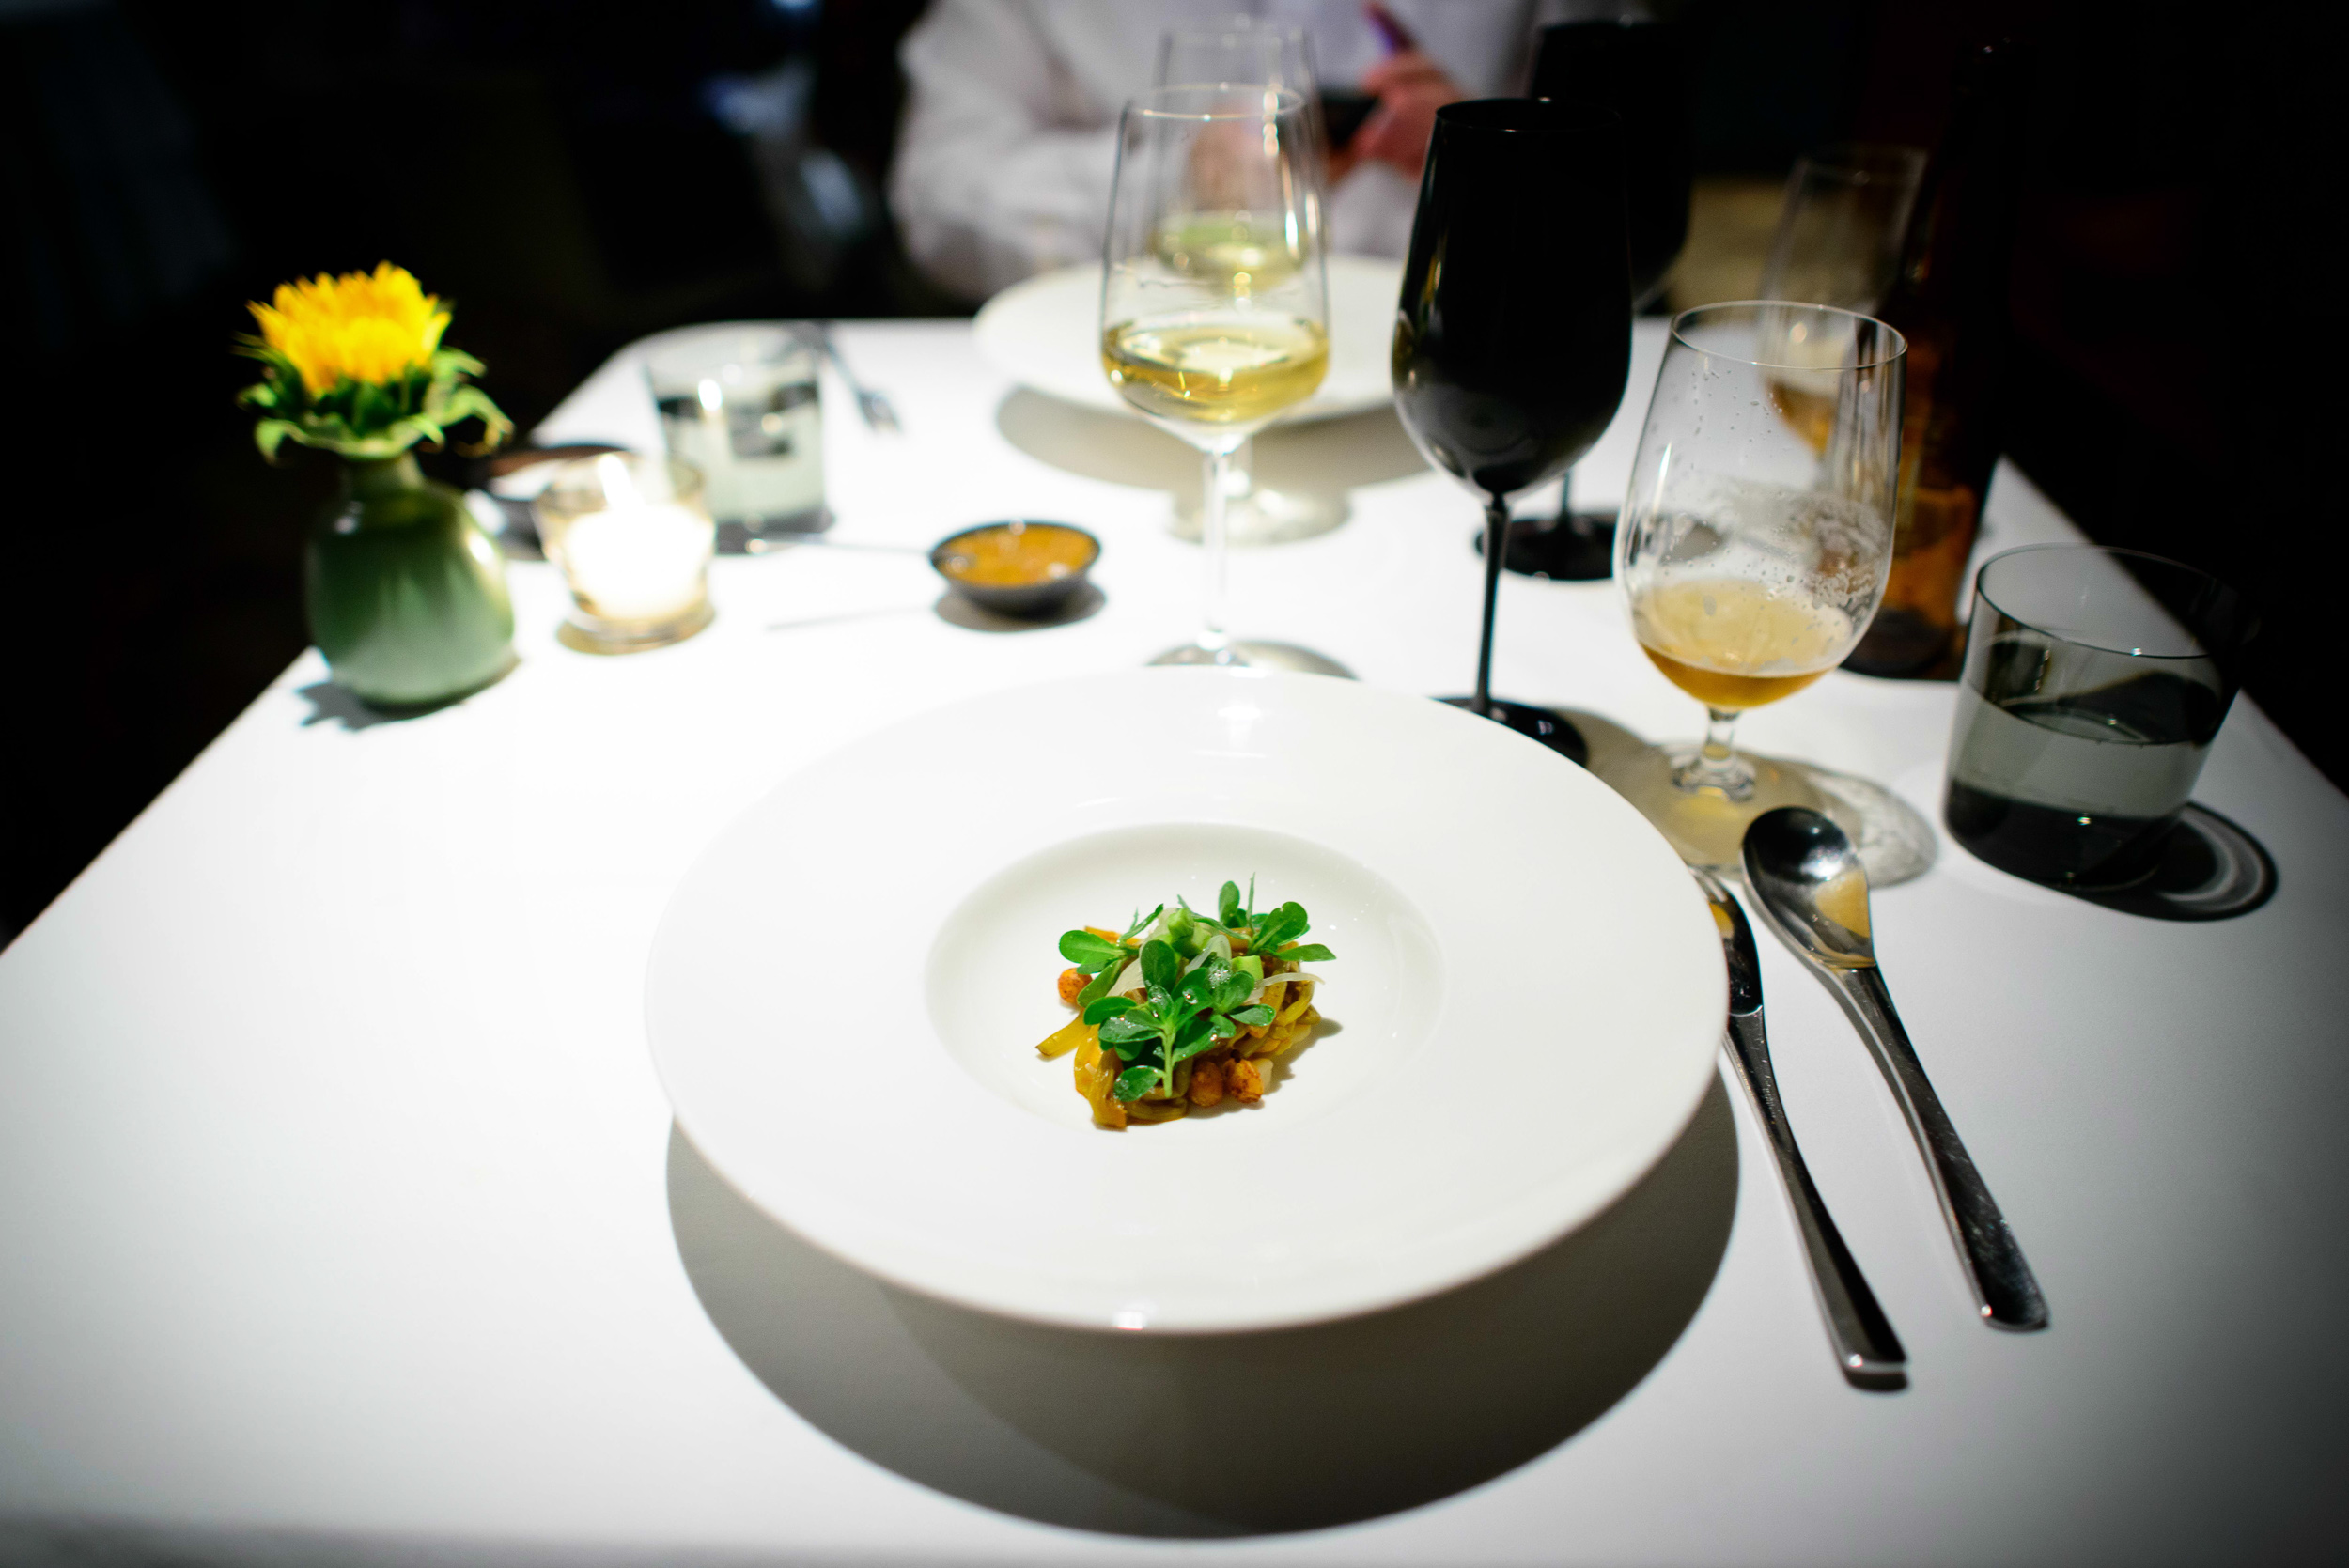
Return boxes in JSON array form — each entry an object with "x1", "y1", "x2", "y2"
[{"x1": 1844, "y1": 39, "x2": 2031, "y2": 677}]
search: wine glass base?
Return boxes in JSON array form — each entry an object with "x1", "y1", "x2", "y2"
[
  {"x1": 1438, "y1": 696, "x2": 1588, "y2": 767},
  {"x1": 1174, "y1": 487, "x2": 1347, "y2": 547},
  {"x1": 1149, "y1": 640, "x2": 1355, "y2": 677},
  {"x1": 1603, "y1": 742, "x2": 1827, "y2": 871},
  {"x1": 1474, "y1": 512, "x2": 1617, "y2": 581},
  {"x1": 1595, "y1": 742, "x2": 1938, "y2": 885},
  {"x1": 1802, "y1": 764, "x2": 1937, "y2": 888},
  {"x1": 557, "y1": 598, "x2": 715, "y2": 656}
]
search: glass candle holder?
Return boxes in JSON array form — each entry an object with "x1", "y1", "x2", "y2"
[{"x1": 533, "y1": 454, "x2": 717, "y2": 654}]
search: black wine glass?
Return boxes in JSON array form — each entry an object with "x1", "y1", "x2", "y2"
[
  {"x1": 1497, "y1": 20, "x2": 1691, "y2": 582},
  {"x1": 1392, "y1": 99, "x2": 1631, "y2": 762}
]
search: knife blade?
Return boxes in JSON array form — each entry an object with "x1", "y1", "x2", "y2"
[{"x1": 1693, "y1": 868, "x2": 1906, "y2": 1387}]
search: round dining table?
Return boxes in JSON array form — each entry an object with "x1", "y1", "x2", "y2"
[{"x1": 1, "y1": 316, "x2": 2341, "y2": 1565}]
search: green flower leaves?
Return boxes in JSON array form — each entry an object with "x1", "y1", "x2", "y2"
[{"x1": 236, "y1": 342, "x2": 512, "y2": 463}]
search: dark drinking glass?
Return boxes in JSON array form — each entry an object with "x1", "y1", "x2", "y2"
[
  {"x1": 1498, "y1": 20, "x2": 1691, "y2": 582},
  {"x1": 1392, "y1": 99, "x2": 1631, "y2": 760}
]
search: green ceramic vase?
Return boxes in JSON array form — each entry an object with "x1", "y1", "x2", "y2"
[{"x1": 306, "y1": 454, "x2": 515, "y2": 709}]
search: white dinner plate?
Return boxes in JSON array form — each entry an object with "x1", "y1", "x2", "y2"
[
  {"x1": 972, "y1": 255, "x2": 1405, "y2": 425},
  {"x1": 646, "y1": 669, "x2": 1723, "y2": 1333}
]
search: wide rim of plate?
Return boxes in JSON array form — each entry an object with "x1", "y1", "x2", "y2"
[
  {"x1": 646, "y1": 669, "x2": 1723, "y2": 1334},
  {"x1": 972, "y1": 255, "x2": 1403, "y2": 426}
]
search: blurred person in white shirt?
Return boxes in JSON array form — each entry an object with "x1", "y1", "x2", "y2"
[{"x1": 891, "y1": 0, "x2": 1553, "y2": 302}]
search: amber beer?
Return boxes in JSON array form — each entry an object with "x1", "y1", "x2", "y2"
[
  {"x1": 1844, "y1": 40, "x2": 2031, "y2": 677},
  {"x1": 1634, "y1": 579, "x2": 1854, "y2": 710}
]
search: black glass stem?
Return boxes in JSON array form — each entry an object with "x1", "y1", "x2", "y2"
[
  {"x1": 1499, "y1": 21, "x2": 1692, "y2": 583},
  {"x1": 1392, "y1": 99, "x2": 1631, "y2": 764}
]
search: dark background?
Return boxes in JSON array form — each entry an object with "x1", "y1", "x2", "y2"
[{"x1": 0, "y1": 0, "x2": 2330, "y2": 942}]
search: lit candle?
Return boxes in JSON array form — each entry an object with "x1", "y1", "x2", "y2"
[
  {"x1": 547, "y1": 454, "x2": 715, "y2": 626},
  {"x1": 559, "y1": 502, "x2": 712, "y2": 621}
]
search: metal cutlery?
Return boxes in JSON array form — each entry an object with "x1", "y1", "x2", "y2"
[
  {"x1": 817, "y1": 323, "x2": 902, "y2": 433},
  {"x1": 1742, "y1": 807, "x2": 2049, "y2": 1332},
  {"x1": 1693, "y1": 868, "x2": 1906, "y2": 1387}
]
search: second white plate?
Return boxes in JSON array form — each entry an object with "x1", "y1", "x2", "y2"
[{"x1": 972, "y1": 256, "x2": 1405, "y2": 425}]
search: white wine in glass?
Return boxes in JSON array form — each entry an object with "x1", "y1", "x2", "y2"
[
  {"x1": 1152, "y1": 20, "x2": 1343, "y2": 551},
  {"x1": 1611, "y1": 303, "x2": 1906, "y2": 871},
  {"x1": 1101, "y1": 85, "x2": 1331, "y2": 668},
  {"x1": 1101, "y1": 313, "x2": 1329, "y2": 424}
]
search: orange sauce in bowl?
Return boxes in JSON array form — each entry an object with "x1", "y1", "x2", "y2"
[{"x1": 935, "y1": 522, "x2": 1096, "y2": 586}]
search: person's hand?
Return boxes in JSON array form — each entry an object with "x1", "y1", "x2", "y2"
[
  {"x1": 1347, "y1": 6, "x2": 1464, "y2": 181},
  {"x1": 1351, "y1": 51, "x2": 1463, "y2": 179}
]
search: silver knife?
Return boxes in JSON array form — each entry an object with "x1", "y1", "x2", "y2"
[{"x1": 1692, "y1": 868, "x2": 1906, "y2": 1388}]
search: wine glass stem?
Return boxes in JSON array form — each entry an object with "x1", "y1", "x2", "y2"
[
  {"x1": 1561, "y1": 467, "x2": 1595, "y2": 536},
  {"x1": 1676, "y1": 706, "x2": 1755, "y2": 798},
  {"x1": 1474, "y1": 496, "x2": 1507, "y2": 716},
  {"x1": 1229, "y1": 437, "x2": 1256, "y2": 509},
  {"x1": 1198, "y1": 445, "x2": 1234, "y2": 660}
]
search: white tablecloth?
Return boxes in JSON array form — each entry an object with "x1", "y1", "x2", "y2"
[{"x1": 3, "y1": 321, "x2": 2343, "y2": 1565}]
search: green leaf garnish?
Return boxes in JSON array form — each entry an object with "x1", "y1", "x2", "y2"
[
  {"x1": 1056, "y1": 879, "x2": 1335, "y2": 1104},
  {"x1": 1140, "y1": 940, "x2": 1180, "y2": 994},
  {"x1": 1098, "y1": 1014, "x2": 1157, "y2": 1046},
  {"x1": 1059, "y1": 931, "x2": 1127, "y2": 969},
  {"x1": 1252, "y1": 902, "x2": 1309, "y2": 954}
]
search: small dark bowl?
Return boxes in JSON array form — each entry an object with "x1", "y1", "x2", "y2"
[{"x1": 930, "y1": 520, "x2": 1101, "y2": 619}]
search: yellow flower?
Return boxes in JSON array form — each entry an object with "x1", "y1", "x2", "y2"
[{"x1": 249, "y1": 262, "x2": 452, "y2": 396}]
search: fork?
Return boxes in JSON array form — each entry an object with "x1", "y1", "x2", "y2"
[{"x1": 817, "y1": 323, "x2": 902, "y2": 433}]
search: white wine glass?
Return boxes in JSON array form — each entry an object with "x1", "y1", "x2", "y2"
[
  {"x1": 1611, "y1": 302, "x2": 1906, "y2": 870},
  {"x1": 1758, "y1": 144, "x2": 1926, "y2": 319},
  {"x1": 1150, "y1": 21, "x2": 1346, "y2": 551},
  {"x1": 1101, "y1": 85, "x2": 1331, "y2": 668}
]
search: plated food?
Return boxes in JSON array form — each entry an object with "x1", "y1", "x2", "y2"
[
  {"x1": 645, "y1": 667, "x2": 1723, "y2": 1332},
  {"x1": 1036, "y1": 881, "x2": 1332, "y2": 1127}
]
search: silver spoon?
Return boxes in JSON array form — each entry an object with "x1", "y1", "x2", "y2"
[
  {"x1": 1743, "y1": 807, "x2": 2050, "y2": 1332},
  {"x1": 1692, "y1": 868, "x2": 1906, "y2": 1386}
]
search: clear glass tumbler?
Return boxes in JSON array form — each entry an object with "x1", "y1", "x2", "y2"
[
  {"x1": 646, "y1": 327, "x2": 825, "y2": 552},
  {"x1": 1945, "y1": 544, "x2": 2256, "y2": 888}
]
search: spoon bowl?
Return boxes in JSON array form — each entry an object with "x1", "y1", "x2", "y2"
[{"x1": 1742, "y1": 807, "x2": 1877, "y2": 969}]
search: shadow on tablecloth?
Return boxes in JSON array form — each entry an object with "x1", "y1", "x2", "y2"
[{"x1": 666, "y1": 1076, "x2": 1737, "y2": 1539}]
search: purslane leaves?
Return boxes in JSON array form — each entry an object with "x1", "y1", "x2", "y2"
[{"x1": 1055, "y1": 880, "x2": 1335, "y2": 1102}]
